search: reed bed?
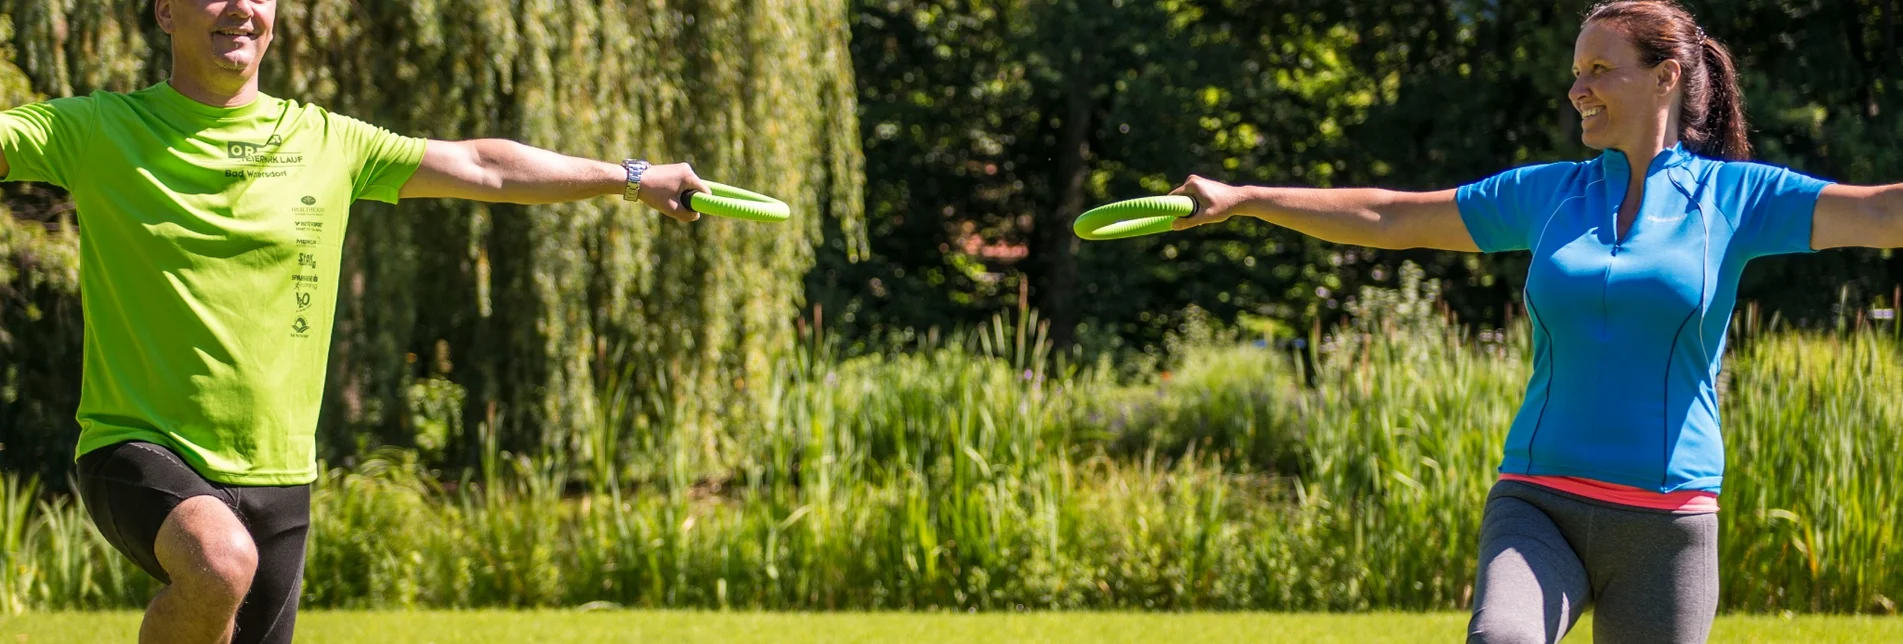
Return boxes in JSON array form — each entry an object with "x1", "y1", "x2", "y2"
[{"x1": 5, "y1": 273, "x2": 1898, "y2": 613}]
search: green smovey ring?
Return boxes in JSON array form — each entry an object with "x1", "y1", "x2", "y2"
[
  {"x1": 682, "y1": 181, "x2": 791, "y2": 222},
  {"x1": 1072, "y1": 195, "x2": 1199, "y2": 240}
]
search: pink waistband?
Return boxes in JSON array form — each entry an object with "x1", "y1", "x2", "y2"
[{"x1": 1499, "y1": 474, "x2": 1719, "y2": 513}]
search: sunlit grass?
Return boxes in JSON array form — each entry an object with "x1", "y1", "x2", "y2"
[{"x1": 5, "y1": 611, "x2": 1903, "y2": 643}]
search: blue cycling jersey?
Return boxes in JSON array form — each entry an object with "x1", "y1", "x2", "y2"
[{"x1": 1458, "y1": 143, "x2": 1830, "y2": 494}]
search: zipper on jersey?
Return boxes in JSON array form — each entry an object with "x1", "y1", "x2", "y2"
[
  {"x1": 1604, "y1": 168, "x2": 1636, "y2": 339},
  {"x1": 1603, "y1": 201, "x2": 1625, "y2": 340}
]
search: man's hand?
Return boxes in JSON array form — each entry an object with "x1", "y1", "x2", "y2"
[{"x1": 635, "y1": 162, "x2": 710, "y2": 223}]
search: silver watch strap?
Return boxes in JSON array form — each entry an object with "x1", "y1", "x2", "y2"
[{"x1": 621, "y1": 159, "x2": 650, "y2": 202}]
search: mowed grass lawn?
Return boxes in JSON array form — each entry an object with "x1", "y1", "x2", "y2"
[{"x1": 4, "y1": 611, "x2": 1901, "y2": 643}]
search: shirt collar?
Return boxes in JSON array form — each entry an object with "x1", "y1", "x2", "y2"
[
  {"x1": 143, "y1": 81, "x2": 278, "y2": 123},
  {"x1": 1600, "y1": 142, "x2": 1696, "y2": 178}
]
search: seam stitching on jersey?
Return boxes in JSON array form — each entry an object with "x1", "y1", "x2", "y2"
[
  {"x1": 1521, "y1": 175, "x2": 1605, "y2": 473},
  {"x1": 1659, "y1": 167, "x2": 1713, "y2": 490}
]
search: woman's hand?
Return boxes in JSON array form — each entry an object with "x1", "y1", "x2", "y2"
[{"x1": 1168, "y1": 174, "x2": 1249, "y2": 231}]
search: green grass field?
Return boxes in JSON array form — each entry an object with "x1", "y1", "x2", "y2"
[{"x1": 3, "y1": 611, "x2": 1901, "y2": 643}]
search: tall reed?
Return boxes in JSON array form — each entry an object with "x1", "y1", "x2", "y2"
[{"x1": 4, "y1": 270, "x2": 1899, "y2": 613}]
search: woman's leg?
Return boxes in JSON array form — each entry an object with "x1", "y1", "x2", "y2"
[
  {"x1": 1584, "y1": 510, "x2": 1719, "y2": 644},
  {"x1": 1468, "y1": 490, "x2": 1593, "y2": 644}
]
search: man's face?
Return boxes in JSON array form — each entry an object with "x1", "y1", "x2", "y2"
[{"x1": 158, "y1": 0, "x2": 277, "y2": 75}]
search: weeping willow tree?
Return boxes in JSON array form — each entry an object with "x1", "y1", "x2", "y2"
[{"x1": 0, "y1": 0, "x2": 863, "y2": 483}]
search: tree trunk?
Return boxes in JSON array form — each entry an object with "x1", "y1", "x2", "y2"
[{"x1": 1039, "y1": 41, "x2": 1093, "y2": 349}]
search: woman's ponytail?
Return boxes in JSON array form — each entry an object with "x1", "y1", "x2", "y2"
[
  {"x1": 1695, "y1": 36, "x2": 1751, "y2": 161},
  {"x1": 1586, "y1": 1, "x2": 1753, "y2": 161}
]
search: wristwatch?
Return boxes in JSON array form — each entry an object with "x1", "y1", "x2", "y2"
[{"x1": 622, "y1": 159, "x2": 650, "y2": 202}]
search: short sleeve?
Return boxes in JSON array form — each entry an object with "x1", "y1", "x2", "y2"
[
  {"x1": 1456, "y1": 162, "x2": 1577, "y2": 253},
  {"x1": 328, "y1": 111, "x2": 425, "y2": 204},
  {"x1": 1712, "y1": 162, "x2": 1831, "y2": 258},
  {"x1": 0, "y1": 96, "x2": 97, "y2": 189}
]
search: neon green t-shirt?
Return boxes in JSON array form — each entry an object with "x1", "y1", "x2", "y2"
[{"x1": 0, "y1": 82, "x2": 425, "y2": 485}]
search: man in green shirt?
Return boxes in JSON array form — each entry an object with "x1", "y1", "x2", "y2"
[{"x1": 0, "y1": 2, "x2": 710, "y2": 642}]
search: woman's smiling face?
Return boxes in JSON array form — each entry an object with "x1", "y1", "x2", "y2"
[{"x1": 1570, "y1": 21, "x2": 1681, "y2": 152}]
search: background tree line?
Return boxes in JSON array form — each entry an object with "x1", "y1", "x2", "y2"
[
  {"x1": 5, "y1": 0, "x2": 1902, "y2": 483},
  {"x1": 813, "y1": 0, "x2": 1903, "y2": 357},
  {"x1": 0, "y1": 0, "x2": 864, "y2": 485}
]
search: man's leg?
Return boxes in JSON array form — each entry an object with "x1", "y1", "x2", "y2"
[
  {"x1": 229, "y1": 485, "x2": 312, "y2": 644},
  {"x1": 76, "y1": 442, "x2": 260, "y2": 644},
  {"x1": 145, "y1": 496, "x2": 259, "y2": 644}
]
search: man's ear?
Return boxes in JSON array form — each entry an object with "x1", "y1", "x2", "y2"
[{"x1": 155, "y1": 0, "x2": 175, "y2": 35}]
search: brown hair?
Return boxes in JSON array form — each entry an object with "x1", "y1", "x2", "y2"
[{"x1": 1584, "y1": 1, "x2": 1751, "y2": 160}]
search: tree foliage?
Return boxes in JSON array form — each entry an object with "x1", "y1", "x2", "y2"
[
  {"x1": 5, "y1": 0, "x2": 1901, "y2": 480},
  {"x1": 819, "y1": 0, "x2": 1903, "y2": 357},
  {"x1": 0, "y1": 0, "x2": 864, "y2": 483}
]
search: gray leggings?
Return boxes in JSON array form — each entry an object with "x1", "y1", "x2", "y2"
[{"x1": 1467, "y1": 480, "x2": 1719, "y2": 644}]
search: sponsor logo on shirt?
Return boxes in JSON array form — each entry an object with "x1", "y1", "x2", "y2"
[
  {"x1": 294, "y1": 194, "x2": 327, "y2": 250},
  {"x1": 218, "y1": 134, "x2": 304, "y2": 169}
]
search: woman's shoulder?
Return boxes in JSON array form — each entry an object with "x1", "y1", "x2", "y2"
[
  {"x1": 1683, "y1": 153, "x2": 1818, "y2": 187},
  {"x1": 1481, "y1": 158, "x2": 1597, "y2": 194}
]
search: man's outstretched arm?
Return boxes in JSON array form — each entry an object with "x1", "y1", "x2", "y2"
[{"x1": 397, "y1": 139, "x2": 708, "y2": 222}]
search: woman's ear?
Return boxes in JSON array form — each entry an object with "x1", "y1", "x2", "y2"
[{"x1": 1655, "y1": 59, "x2": 1683, "y2": 96}]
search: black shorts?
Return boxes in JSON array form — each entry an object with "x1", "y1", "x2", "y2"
[{"x1": 77, "y1": 441, "x2": 311, "y2": 644}]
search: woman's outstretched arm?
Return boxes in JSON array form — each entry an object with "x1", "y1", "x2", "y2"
[
  {"x1": 1169, "y1": 175, "x2": 1480, "y2": 252},
  {"x1": 1812, "y1": 183, "x2": 1903, "y2": 250}
]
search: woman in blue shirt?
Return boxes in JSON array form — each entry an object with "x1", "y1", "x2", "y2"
[{"x1": 1171, "y1": 1, "x2": 1900, "y2": 642}]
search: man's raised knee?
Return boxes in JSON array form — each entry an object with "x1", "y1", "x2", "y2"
[{"x1": 156, "y1": 496, "x2": 258, "y2": 602}]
